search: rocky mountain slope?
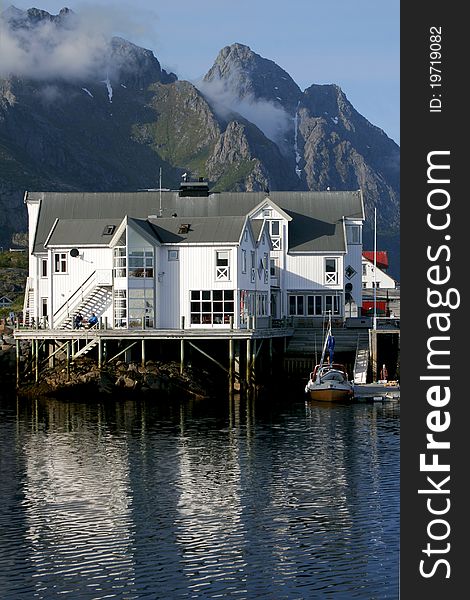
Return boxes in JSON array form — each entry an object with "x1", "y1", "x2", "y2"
[{"x1": 0, "y1": 7, "x2": 400, "y2": 276}]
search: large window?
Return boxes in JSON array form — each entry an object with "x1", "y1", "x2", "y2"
[
  {"x1": 128, "y1": 287, "x2": 154, "y2": 327},
  {"x1": 190, "y1": 290, "x2": 234, "y2": 325},
  {"x1": 53, "y1": 252, "x2": 67, "y2": 273},
  {"x1": 129, "y1": 249, "x2": 154, "y2": 278},
  {"x1": 257, "y1": 292, "x2": 268, "y2": 316},
  {"x1": 113, "y1": 289, "x2": 127, "y2": 328},
  {"x1": 325, "y1": 295, "x2": 341, "y2": 315},
  {"x1": 113, "y1": 247, "x2": 126, "y2": 278},
  {"x1": 289, "y1": 295, "x2": 304, "y2": 316},
  {"x1": 289, "y1": 294, "x2": 341, "y2": 316},
  {"x1": 307, "y1": 295, "x2": 323, "y2": 316}
]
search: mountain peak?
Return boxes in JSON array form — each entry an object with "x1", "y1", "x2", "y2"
[{"x1": 204, "y1": 43, "x2": 301, "y2": 113}]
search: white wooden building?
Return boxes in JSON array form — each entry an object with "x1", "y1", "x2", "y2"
[
  {"x1": 23, "y1": 184, "x2": 365, "y2": 330},
  {"x1": 362, "y1": 255, "x2": 397, "y2": 290}
]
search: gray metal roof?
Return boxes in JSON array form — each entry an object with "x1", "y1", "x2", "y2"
[
  {"x1": 250, "y1": 220, "x2": 264, "y2": 241},
  {"x1": 147, "y1": 216, "x2": 246, "y2": 244},
  {"x1": 28, "y1": 190, "x2": 363, "y2": 253},
  {"x1": 45, "y1": 218, "x2": 123, "y2": 247}
]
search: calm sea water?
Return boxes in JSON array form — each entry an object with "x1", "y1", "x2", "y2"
[{"x1": 0, "y1": 391, "x2": 399, "y2": 599}]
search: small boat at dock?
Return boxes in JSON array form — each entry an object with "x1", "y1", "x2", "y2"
[{"x1": 304, "y1": 314, "x2": 354, "y2": 402}]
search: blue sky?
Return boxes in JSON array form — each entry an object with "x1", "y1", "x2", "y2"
[{"x1": 5, "y1": 0, "x2": 400, "y2": 143}]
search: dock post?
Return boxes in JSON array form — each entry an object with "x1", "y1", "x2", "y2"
[
  {"x1": 252, "y1": 340, "x2": 257, "y2": 386},
  {"x1": 16, "y1": 339, "x2": 20, "y2": 388},
  {"x1": 229, "y1": 337, "x2": 234, "y2": 392},
  {"x1": 98, "y1": 337, "x2": 103, "y2": 370},
  {"x1": 269, "y1": 337, "x2": 273, "y2": 376},
  {"x1": 141, "y1": 339, "x2": 146, "y2": 367},
  {"x1": 180, "y1": 317, "x2": 185, "y2": 375},
  {"x1": 234, "y1": 341, "x2": 241, "y2": 391},
  {"x1": 180, "y1": 339, "x2": 185, "y2": 375},
  {"x1": 246, "y1": 338, "x2": 251, "y2": 387},
  {"x1": 66, "y1": 341, "x2": 70, "y2": 380},
  {"x1": 35, "y1": 339, "x2": 39, "y2": 383}
]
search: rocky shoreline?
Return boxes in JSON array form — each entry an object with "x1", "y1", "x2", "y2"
[{"x1": 0, "y1": 326, "x2": 217, "y2": 400}]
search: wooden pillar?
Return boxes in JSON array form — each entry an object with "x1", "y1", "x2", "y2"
[
  {"x1": 246, "y1": 338, "x2": 251, "y2": 387},
  {"x1": 252, "y1": 339, "x2": 257, "y2": 385},
  {"x1": 234, "y1": 341, "x2": 241, "y2": 391},
  {"x1": 141, "y1": 339, "x2": 146, "y2": 367},
  {"x1": 180, "y1": 339, "x2": 184, "y2": 374},
  {"x1": 66, "y1": 341, "x2": 70, "y2": 380},
  {"x1": 16, "y1": 339, "x2": 20, "y2": 388},
  {"x1": 48, "y1": 342, "x2": 55, "y2": 368},
  {"x1": 229, "y1": 337, "x2": 234, "y2": 391},
  {"x1": 35, "y1": 339, "x2": 39, "y2": 383},
  {"x1": 98, "y1": 337, "x2": 103, "y2": 370},
  {"x1": 269, "y1": 337, "x2": 273, "y2": 376}
]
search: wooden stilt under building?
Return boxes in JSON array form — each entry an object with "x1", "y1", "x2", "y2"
[{"x1": 14, "y1": 325, "x2": 294, "y2": 393}]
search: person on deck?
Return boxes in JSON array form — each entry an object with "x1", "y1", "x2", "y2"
[{"x1": 88, "y1": 313, "x2": 98, "y2": 327}]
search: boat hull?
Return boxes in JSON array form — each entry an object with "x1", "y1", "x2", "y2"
[{"x1": 307, "y1": 387, "x2": 354, "y2": 402}]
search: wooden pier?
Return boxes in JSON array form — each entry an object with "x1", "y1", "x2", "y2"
[{"x1": 14, "y1": 324, "x2": 294, "y2": 392}]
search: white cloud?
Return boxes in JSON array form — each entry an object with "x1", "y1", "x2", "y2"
[
  {"x1": 196, "y1": 73, "x2": 290, "y2": 144},
  {"x1": 0, "y1": 6, "x2": 159, "y2": 82}
]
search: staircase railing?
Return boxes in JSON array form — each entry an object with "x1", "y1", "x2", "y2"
[
  {"x1": 53, "y1": 269, "x2": 112, "y2": 328},
  {"x1": 22, "y1": 277, "x2": 34, "y2": 325}
]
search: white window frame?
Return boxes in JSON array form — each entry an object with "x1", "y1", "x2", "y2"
[
  {"x1": 347, "y1": 225, "x2": 362, "y2": 244},
  {"x1": 53, "y1": 252, "x2": 67, "y2": 273},
  {"x1": 215, "y1": 250, "x2": 230, "y2": 281},
  {"x1": 41, "y1": 258, "x2": 48, "y2": 278},
  {"x1": 289, "y1": 295, "x2": 304, "y2": 316},
  {"x1": 241, "y1": 249, "x2": 247, "y2": 274},
  {"x1": 325, "y1": 258, "x2": 338, "y2": 285}
]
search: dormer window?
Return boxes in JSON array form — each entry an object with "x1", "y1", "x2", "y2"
[{"x1": 103, "y1": 225, "x2": 116, "y2": 236}]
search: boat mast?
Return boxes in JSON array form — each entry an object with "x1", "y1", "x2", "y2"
[{"x1": 319, "y1": 311, "x2": 332, "y2": 368}]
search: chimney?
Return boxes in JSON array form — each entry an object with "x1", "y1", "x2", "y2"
[{"x1": 178, "y1": 177, "x2": 210, "y2": 197}]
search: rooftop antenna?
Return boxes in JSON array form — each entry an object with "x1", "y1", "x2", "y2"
[{"x1": 159, "y1": 167, "x2": 162, "y2": 217}]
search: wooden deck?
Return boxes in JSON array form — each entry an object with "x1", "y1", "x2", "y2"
[{"x1": 14, "y1": 326, "x2": 294, "y2": 342}]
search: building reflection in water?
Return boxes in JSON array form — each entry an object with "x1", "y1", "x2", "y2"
[{"x1": 20, "y1": 400, "x2": 137, "y2": 598}]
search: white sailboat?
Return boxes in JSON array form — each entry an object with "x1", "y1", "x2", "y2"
[{"x1": 304, "y1": 314, "x2": 354, "y2": 402}]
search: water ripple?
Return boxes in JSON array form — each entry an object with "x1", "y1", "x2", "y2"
[{"x1": 0, "y1": 397, "x2": 399, "y2": 599}]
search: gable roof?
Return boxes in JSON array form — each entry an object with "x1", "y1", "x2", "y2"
[
  {"x1": 45, "y1": 218, "x2": 123, "y2": 247},
  {"x1": 28, "y1": 189, "x2": 364, "y2": 253},
  {"x1": 363, "y1": 251, "x2": 389, "y2": 269},
  {"x1": 147, "y1": 216, "x2": 247, "y2": 244}
]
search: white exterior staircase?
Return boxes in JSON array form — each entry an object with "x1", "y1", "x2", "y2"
[
  {"x1": 53, "y1": 270, "x2": 113, "y2": 330},
  {"x1": 73, "y1": 339, "x2": 99, "y2": 359}
]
